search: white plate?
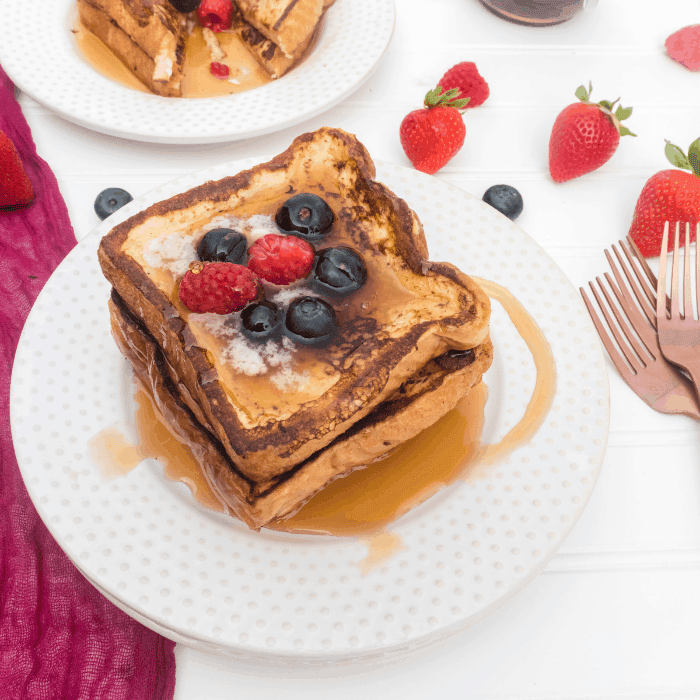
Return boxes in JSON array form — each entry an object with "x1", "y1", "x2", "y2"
[
  {"x1": 0, "y1": 0, "x2": 394, "y2": 144},
  {"x1": 10, "y1": 159, "x2": 609, "y2": 666}
]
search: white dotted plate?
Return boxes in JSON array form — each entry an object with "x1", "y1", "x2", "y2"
[
  {"x1": 0, "y1": 0, "x2": 394, "y2": 144},
  {"x1": 10, "y1": 159, "x2": 609, "y2": 666}
]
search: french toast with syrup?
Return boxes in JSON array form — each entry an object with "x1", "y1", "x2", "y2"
[
  {"x1": 77, "y1": 0, "x2": 188, "y2": 97},
  {"x1": 98, "y1": 127, "x2": 492, "y2": 527}
]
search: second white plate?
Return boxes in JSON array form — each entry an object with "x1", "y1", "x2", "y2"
[{"x1": 1, "y1": 0, "x2": 394, "y2": 144}]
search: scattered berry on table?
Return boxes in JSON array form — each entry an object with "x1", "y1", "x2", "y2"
[
  {"x1": 94, "y1": 187, "x2": 133, "y2": 220},
  {"x1": 275, "y1": 193, "x2": 334, "y2": 241},
  {"x1": 197, "y1": 228, "x2": 247, "y2": 265},
  {"x1": 285, "y1": 296, "x2": 338, "y2": 347},
  {"x1": 437, "y1": 62, "x2": 490, "y2": 108},
  {"x1": 241, "y1": 301, "x2": 284, "y2": 342},
  {"x1": 399, "y1": 87, "x2": 469, "y2": 174},
  {"x1": 482, "y1": 184, "x2": 523, "y2": 220},
  {"x1": 0, "y1": 130, "x2": 33, "y2": 211},
  {"x1": 248, "y1": 233, "x2": 315, "y2": 286},
  {"x1": 629, "y1": 139, "x2": 700, "y2": 257},
  {"x1": 312, "y1": 247, "x2": 367, "y2": 295},
  {"x1": 178, "y1": 261, "x2": 259, "y2": 314},
  {"x1": 548, "y1": 82, "x2": 635, "y2": 183},
  {"x1": 197, "y1": 0, "x2": 233, "y2": 31},
  {"x1": 210, "y1": 62, "x2": 230, "y2": 79},
  {"x1": 665, "y1": 25, "x2": 700, "y2": 71},
  {"x1": 169, "y1": 0, "x2": 201, "y2": 12}
]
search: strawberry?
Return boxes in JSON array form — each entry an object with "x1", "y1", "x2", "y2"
[
  {"x1": 0, "y1": 130, "x2": 34, "y2": 211},
  {"x1": 178, "y1": 262, "x2": 259, "y2": 314},
  {"x1": 197, "y1": 0, "x2": 233, "y2": 32},
  {"x1": 399, "y1": 87, "x2": 469, "y2": 174},
  {"x1": 437, "y1": 62, "x2": 490, "y2": 108},
  {"x1": 628, "y1": 140, "x2": 700, "y2": 257},
  {"x1": 548, "y1": 83, "x2": 636, "y2": 183},
  {"x1": 665, "y1": 25, "x2": 700, "y2": 71}
]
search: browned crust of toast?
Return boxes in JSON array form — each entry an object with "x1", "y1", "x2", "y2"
[
  {"x1": 109, "y1": 290, "x2": 493, "y2": 529},
  {"x1": 77, "y1": 0, "x2": 186, "y2": 96},
  {"x1": 98, "y1": 128, "x2": 491, "y2": 481}
]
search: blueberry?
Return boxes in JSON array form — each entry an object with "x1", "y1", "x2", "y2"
[
  {"x1": 169, "y1": 0, "x2": 201, "y2": 12},
  {"x1": 284, "y1": 297, "x2": 338, "y2": 347},
  {"x1": 94, "y1": 188, "x2": 133, "y2": 220},
  {"x1": 275, "y1": 193, "x2": 334, "y2": 241},
  {"x1": 197, "y1": 228, "x2": 247, "y2": 265},
  {"x1": 482, "y1": 184, "x2": 523, "y2": 221},
  {"x1": 312, "y1": 247, "x2": 367, "y2": 296},
  {"x1": 241, "y1": 301, "x2": 283, "y2": 342}
]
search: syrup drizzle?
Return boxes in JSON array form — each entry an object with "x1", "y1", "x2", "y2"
[{"x1": 90, "y1": 279, "x2": 557, "y2": 569}]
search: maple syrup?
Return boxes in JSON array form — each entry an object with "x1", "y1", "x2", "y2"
[
  {"x1": 73, "y1": 22, "x2": 270, "y2": 98},
  {"x1": 90, "y1": 278, "x2": 557, "y2": 568}
]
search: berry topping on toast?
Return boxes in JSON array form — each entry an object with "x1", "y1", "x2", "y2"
[
  {"x1": 241, "y1": 301, "x2": 284, "y2": 342},
  {"x1": 197, "y1": 0, "x2": 233, "y2": 31},
  {"x1": 248, "y1": 233, "x2": 315, "y2": 285},
  {"x1": 275, "y1": 193, "x2": 335, "y2": 241},
  {"x1": 312, "y1": 247, "x2": 367, "y2": 295},
  {"x1": 178, "y1": 261, "x2": 259, "y2": 314},
  {"x1": 197, "y1": 228, "x2": 248, "y2": 265},
  {"x1": 284, "y1": 296, "x2": 338, "y2": 348}
]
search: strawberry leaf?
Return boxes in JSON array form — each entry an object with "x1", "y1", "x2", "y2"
[
  {"x1": 665, "y1": 141, "x2": 692, "y2": 170},
  {"x1": 599, "y1": 99, "x2": 613, "y2": 110},
  {"x1": 616, "y1": 106, "x2": 633, "y2": 120},
  {"x1": 575, "y1": 84, "x2": 589, "y2": 101},
  {"x1": 688, "y1": 138, "x2": 700, "y2": 176},
  {"x1": 619, "y1": 125, "x2": 637, "y2": 138}
]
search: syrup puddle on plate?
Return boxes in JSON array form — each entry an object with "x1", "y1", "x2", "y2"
[{"x1": 88, "y1": 279, "x2": 556, "y2": 572}]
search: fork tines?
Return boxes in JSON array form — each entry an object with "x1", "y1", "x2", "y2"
[{"x1": 657, "y1": 221, "x2": 700, "y2": 322}]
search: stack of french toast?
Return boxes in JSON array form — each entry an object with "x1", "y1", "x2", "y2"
[
  {"x1": 76, "y1": 0, "x2": 332, "y2": 96},
  {"x1": 97, "y1": 128, "x2": 493, "y2": 529}
]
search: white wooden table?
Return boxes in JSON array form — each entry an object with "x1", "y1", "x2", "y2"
[{"x1": 17, "y1": 0, "x2": 700, "y2": 696}]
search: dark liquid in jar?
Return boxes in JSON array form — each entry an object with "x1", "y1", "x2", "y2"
[{"x1": 479, "y1": 0, "x2": 588, "y2": 25}]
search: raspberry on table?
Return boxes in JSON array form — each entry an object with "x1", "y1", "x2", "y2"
[
  {"x1": 248, "y1": 234, "x2": 315, "y2": 286},
  {"x1": 178, "y1": 262, "x2": 259, "y2": 314},
  {"x1": 437, "y1": 62, "x2": 490, "y2": 108}
]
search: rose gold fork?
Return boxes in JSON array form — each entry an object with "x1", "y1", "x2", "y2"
[
  {"x1": 656, "y1": 221, "x2": 700, "y2": 403},
  {"x1": 581, "y1": 236, "x2": 700, "y2": 419}
]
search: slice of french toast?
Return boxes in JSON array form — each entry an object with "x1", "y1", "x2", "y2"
[
  {"x1": 77, "y1": 0, "x2": 187, "y2": 96},
  {"x1": 233, "y1": 0, "x2": 324, "y2": 59},
  {"x1": 109, "y1": 290, "x2": 493, "y2": 529},
  {"x1": 98, "y1": 128, "x2": 491, "y2": 482}
]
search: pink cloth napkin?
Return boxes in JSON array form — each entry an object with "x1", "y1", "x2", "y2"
[{"x1": 0, "y1": 65, "x2": 176, "y2": 699}]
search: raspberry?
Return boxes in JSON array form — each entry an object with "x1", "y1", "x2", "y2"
[
  {"x1": 437, "y1": 62, "x2": 490, "y2": 109},
  {"x1": 210, "y1": 62, "x2": 230, "y2": 79},
  {"x1": 248, "y1": 234, "x2": 315, "y2": 286},
  {"x1": 178, "y1": 262, "x2": 259, "y2": 314},
  {"x1": 197, "y1": 0, "x2": 233, "y2": 32}
]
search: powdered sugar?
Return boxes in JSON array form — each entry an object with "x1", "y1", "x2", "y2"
[{"x1": 143, "y1": 232, "x2": 197, "y2": 276}]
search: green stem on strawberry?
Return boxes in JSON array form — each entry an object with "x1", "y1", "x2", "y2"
[
  {"x1": 665, "y1": 139, "x2": 700, "y2": 177},
  {"x1": 423, "y1": 87, "x2": 469, "y2": 111},
  {"x1": 574, "y1": 82, "x2": 637, "y2": 138}
]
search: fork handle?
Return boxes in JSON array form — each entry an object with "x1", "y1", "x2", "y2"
[{"x1": 680, "y1": 359, "x2": 700, "y2": 405}]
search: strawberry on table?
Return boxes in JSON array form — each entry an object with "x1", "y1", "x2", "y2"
[
  {"x1": 399, "y1": 87, "x2": 469, "y2": 175},
  {"x1": 437, "y1": 62, "x2": 490, "y2": 108},
  {"x1": 665, "y1": 25, "x2": 700, "y2": 71},
  {"x1": 0, "y1": 130, "x2": 33, "y2": 211},
  {"x1": 629, "y1": 140, "x2": 700, "y2": 257},
  {"x1": 548, "y1": 82, "x2": 636, "y2": 183}
]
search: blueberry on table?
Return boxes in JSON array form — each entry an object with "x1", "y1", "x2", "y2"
[
  {"x1": 197, "y1": 228, "x2": 247, "y2": 265},
  {"x1": 284, "y1": 297, "x2": 338, "y2": 347},
  {"x1": 482, "y1": 184, "x2": 523, "y2": 221},
  {"x1": 94, "y1": 188, "x2": 133, "y2": 220},
  {"x1": 241, "y1": 301, "x2": 283, "y2": 342},
  {"x1": 275, "y1": 193, "x2": 334, "y2": 241},
  {"x1": 169, "y1": 0, "x2": 201, "y2": 12},
  {"x1": 312, "y1": 247, "x2": 367, "y2": 295}
]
